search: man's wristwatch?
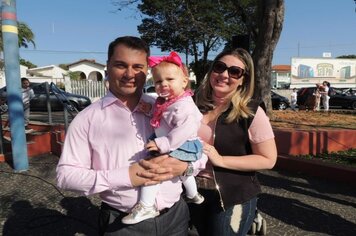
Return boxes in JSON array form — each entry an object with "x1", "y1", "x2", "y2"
[{"x1": 183, "y1": 162, "x2": 194, "y2": 176}]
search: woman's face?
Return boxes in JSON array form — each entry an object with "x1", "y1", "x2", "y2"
[{"x1": 209, "y1": 55, "x2": 245, "y2": 98}]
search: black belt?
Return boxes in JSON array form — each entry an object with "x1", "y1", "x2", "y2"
[{"x1": 101, "y1": 201, "x2": 175, "y2": 216}]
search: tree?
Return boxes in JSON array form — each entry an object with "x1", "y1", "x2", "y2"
[
  {"x1": 235, "y1": 0, "x2": 285, "y2": 113},
  {"x1": 59, "y1": 64, "x2": 69, "y2": 70},
  {"x1": 0, "y1": 21, "x2": 36, "y2": 52},
  {"x1": 112, "y1": 0, "x2": 285, "y2": 113},
  {"x1": 19, "y1": 58, "x2": 36, "y2": 68},
  {"x1": 337, "y1": 55, "x2": 356, "y2": 59},
  {"x1": 0, "y1": 21, "x2": 36, "y2": 70},
  {"x1": 66, "y1": 71, "x2": 81, "y2": 81},
  {"x1": 115, "y1": 0, "x2": 246, "y2": 82}
]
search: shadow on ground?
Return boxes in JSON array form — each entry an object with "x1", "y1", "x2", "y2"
[{"x1": 3, "y1": 196, "x2": 99, "y2": 236}]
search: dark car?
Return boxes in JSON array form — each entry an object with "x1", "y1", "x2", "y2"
[
  {"x1": 271, "y1": 91, "x2": 290, "y2": 110},
  {"x1": 297, "y1": 87, "x2": 356, "y2": 110},
  {"x1": 0, "y1": 82, "x2": 91, "y2": 112}
]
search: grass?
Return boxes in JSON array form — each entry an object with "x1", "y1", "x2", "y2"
[{"x1": 296, "y1": 149, "x2": 356, "y2": 168}]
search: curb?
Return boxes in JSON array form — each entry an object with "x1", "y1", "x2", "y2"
[{"x1": 275, "y1": 155, "x2": 356, "y2": 185}]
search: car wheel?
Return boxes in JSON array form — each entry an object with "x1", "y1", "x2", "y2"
[
  {"x1": 352, "y1": 101, "x2": 356, "y2": 110},
  {"x1": 278, "y1": 102, "x2": 287, "y2": 110}
]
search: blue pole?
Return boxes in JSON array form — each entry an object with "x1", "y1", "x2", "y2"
[{"x1": 1, "y1": 0, "x2": 29, "y2": 171}]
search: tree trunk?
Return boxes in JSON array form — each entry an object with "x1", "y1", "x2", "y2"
[{"x1": 252, "y1": 0, "x2": 284, "y2": 116}]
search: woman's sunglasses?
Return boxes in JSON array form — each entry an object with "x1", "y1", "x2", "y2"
[{"x1": 212, "y1": 61, "x2": 245, "y2": 79}]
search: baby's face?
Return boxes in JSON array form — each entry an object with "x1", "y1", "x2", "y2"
[{"x1": 152, "y1": 63, "x2": 188, "y2": 99}]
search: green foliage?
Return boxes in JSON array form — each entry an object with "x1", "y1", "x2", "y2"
[
  {"x1": 136, "y1": 0, "x2": 255, "y2": 84},
  {"x1": 59, "y1": 64, "x2": 69, "y2": 70},
  {"x1": 337, "y1": 55, "x2": 356, "y2": 59},
  {"x1": 112, "y1": 0, "x2": 285, "y2": 110},
  {"x1": 297, "y1": 149, "x2": 356, "y2": 168},
  {"x1": 19, "y1": 58, "x2": 37, "y2": 68},
  {"x1": 66, "y1": 71, "x2": 81, "y2": 81},
  {"x1": 0, "y1": 21, "x2": 36, "y2": 51}
]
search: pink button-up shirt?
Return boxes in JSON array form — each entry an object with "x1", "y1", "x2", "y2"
[{"x1": 56, "y1": 92, "x2": 206, "y2": 212}]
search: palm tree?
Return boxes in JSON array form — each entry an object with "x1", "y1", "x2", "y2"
[{"x1": 0, "y1": 21, "x2": 36, "y2": 52}]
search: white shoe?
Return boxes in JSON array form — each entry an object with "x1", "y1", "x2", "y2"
[
  {"x1": 187, "y1": 193, "x2": 205, "y2": 204},
  {"x1": 121, "y1": 202, "x2": 159, "y2": 224}
]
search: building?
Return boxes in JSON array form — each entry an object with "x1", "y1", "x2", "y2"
[
  {"x1": 0, "y1": 64, "x2": 28, "y2": 87},
  {"x1": 290, "y1": 57, "x2": 356, "y2": 88},
  {"x1": 271, "y1": 65, "x2": 291, "y2": 89},
  {"x1": 67, "y1": 59, "x2": 106, "y2": 81}
]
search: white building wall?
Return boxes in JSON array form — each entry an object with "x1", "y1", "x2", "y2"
[
  {"x1": 28, "y1": 65, "x2": 67, "y2": 79},
  {"x1": 69, "y1": 62, "x2": 105, "y2": 79},
  {"x1": 0, "y1": 65, "x2": 28, "y2": 87},
  {"x1": 291, "y1": 57, "x2": 356, "y2": 88}
]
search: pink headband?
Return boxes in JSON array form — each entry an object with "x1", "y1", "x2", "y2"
[{"x1": 148, "y1": 51, "x2": 183, "y2": 69}]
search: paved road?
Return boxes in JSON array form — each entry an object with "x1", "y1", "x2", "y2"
[{"x1": 1, "y1": 154, "x2": 355, "y2": 236}]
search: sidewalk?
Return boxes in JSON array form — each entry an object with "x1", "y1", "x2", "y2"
[{"x1": 1, "y1": 154, "x2": 355, "y2": 235}]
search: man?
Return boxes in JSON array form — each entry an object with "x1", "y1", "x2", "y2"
[{"x1": 56, "y1": 36, "x2": 206, "y2": 235}]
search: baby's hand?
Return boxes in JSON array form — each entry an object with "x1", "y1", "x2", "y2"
[
  {"x1": 138, "y1": 101, "x2": 152, "y2": 115},
  {"x1": 146, "y1": 140, "x2": 159, "y2": 152}
]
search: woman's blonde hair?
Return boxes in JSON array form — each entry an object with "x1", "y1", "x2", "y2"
[{"x1": 196, "y1": 48, "x2": 255, "y2": 123}]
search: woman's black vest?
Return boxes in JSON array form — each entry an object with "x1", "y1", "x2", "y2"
[{"x1": 213, "y1": 100, "x2": 263, "y2": 208}]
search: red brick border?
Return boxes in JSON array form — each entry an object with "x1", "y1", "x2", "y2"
[{"x1": 274, "y1": 128, "x2": 356, "y2": 155}]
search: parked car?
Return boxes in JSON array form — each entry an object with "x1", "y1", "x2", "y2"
[
  {"x1": 297, "y1": 87, "x2": 356, "y2": 110},
  {"x1": 271, "y1": 91, "x2": 290, "y2": 110},
  {"x1": 143, "y1": 85, "x2": 290, "y2": 111},
  {"x1": 0, "y1": 82, "x2": 92, "y2": 112},
  {"x1": 143, "y1": 85, "x2": 158, "y2": 98}
]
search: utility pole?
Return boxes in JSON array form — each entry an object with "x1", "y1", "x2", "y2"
[{"x1": 1, "y1": 0, "x2": 29, "y2": 171}]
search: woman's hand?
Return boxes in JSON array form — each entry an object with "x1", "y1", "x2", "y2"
[
  {"x1": 136, "y1": 154, "x2": 188, "y2": 185},
  {"x1": 203, "y1": 143, "x2": 224, "y2": 167}
]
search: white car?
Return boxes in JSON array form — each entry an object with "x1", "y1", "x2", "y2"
[{"x1": 143, "y1": 85, "x2": 158, "y2": 98}]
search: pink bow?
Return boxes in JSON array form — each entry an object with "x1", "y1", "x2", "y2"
[{"x1": 149, "y1": 51, "x2": 183, "y2": 68}]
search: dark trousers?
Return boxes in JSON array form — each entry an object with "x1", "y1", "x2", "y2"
[
  {"x1": 189, "y1": 189, "x2": 257, "y2": 236},
  {"x1": 98, "y1": 198, "x2": 189, "y2": 236}
]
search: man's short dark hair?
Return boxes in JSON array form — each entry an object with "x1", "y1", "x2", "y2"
[{"x1": 107, "y1": 36, "x2": 150, "y2": 61}]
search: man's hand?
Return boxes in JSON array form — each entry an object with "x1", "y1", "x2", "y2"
[{"x1": 137, "y1": 154, "x2": 188, "y2": 185}]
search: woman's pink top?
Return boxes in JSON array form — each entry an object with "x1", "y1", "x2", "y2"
[{"x1": 197, "y1": 106, "x2": 275, "y2": 178}]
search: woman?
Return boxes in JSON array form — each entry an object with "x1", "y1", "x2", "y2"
[{"x1": 190, "y1": 48, "x2": 277, "y2": 236}]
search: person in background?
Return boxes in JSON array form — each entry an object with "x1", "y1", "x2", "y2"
[
  {"x1": 190, "y1": 48, "x2": 277, "y2": 236},
  {"x1": 290, "y1": 88, "x2": 297, "y2": 111},
  {"x1": 313, "y1": 84, "x2": 322, "y2": 112},
  {"x1": 56, "y1": 36, "x2": 203, "y2": 236},
  {"x1": 122, "y1": 52, "x2": 207, "y2": 224},
  {"x1": 21, "y1": 77, "x2": 35, "y2": 128},
  {"x1": 320, "y1": 81, "x2": 330, "y2": 112}
]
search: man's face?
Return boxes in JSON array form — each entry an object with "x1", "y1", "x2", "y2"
[{"x1": 106, "y1": 44, "x2": 148, "y2": 101}]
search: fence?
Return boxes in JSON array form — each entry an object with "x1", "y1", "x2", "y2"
[{"x1": 67, "y1": 80, "x2": 107, "y2": 101}]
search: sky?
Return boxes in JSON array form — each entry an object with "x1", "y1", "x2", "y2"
[{"x1": 9, "y1": 0, "x2": 356, "y2": 67}]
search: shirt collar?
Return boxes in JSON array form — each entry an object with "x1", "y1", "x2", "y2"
[{"x1": 101, "y1": 91, "x2": 155, "y2": 109}]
